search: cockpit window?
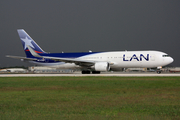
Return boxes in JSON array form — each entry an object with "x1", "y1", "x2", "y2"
[{"x1": 163, "y1": 55, "x2": 170, "y2": 57}]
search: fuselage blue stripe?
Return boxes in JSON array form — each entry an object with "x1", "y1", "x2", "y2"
[
  {"x1": 27, "y1": 52, "x2": 102, "y2": 63},
  {"x1": 39, "y1": 52, "x2": 101, "y2": 58}
]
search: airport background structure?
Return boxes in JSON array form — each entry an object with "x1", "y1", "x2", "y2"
[
  {"x1": 1, "y1": 66, "x2": 180, "y2": 74},
  {"x1": 0, "y1": 66, "x2": 74, "y2": 74}
]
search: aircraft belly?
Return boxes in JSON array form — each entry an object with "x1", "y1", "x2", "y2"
[
  {"x1": 30, "y1": 61, "x2": 79, "y2": 69},
  {"x1": 55, "y1": 63, "x2": 79, "y2": 69},
  {"x1": 113, "y1": 61, "x2": 160, "y2": 68}
]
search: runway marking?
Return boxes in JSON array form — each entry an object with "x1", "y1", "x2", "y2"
[{"x1": 0, "y1": 73, "x2": 180, "y2": 77}]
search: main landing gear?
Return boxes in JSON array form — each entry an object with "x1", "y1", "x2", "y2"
[
  {"x1": 82, "y1": 70, "x2": 91, "y2": 74},
  {"x1": 81, "y1": 70, "x2": 101, "y2": 74},
  {"x1": 156, "y1": 70, "x2": 162, "y2": 74},
  {"x1": 92, "y1": 71, "x2": 101, "y2": 74}
]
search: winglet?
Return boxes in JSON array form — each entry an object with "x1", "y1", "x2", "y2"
[{"x1": 27, "y1": 45, "x2": 42, "y2": 58}]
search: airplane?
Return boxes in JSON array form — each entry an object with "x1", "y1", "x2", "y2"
[{"x1": 6, "y1": 29, "x2": 174, "y2": 74}]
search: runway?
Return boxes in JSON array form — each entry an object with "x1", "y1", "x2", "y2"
[{"x1": 0, "y1": 72, "x2": 180, "y2": 77}]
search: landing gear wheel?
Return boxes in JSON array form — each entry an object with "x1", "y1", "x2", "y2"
[
  {"x1": 157, "y1": 70, "x2": 162, "y2": 74},
  {"x1": 82, "y1": 70, "x2": 91, "y2": 74},
  {"x1": 92, "y1": 71, "x2": 101, "y2": 74}
]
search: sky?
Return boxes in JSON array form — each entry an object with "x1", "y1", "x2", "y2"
[{"x1": 0, "y1": 0, "x2": 180, "y2": 67}]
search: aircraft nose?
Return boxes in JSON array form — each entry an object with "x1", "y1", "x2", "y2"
[
  {"x1": 164, "y1": 56, "x2": 174, "y2": 65},
  {"x1": 169, "y1": 57, "x2": 174, "y2": 63}
]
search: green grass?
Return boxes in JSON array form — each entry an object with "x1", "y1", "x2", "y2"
[{"x1": 0, "y1": 77, "x2": 180, "y2": 120}]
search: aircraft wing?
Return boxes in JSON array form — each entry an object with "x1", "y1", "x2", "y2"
[
  {"x1": 6, "y1": 55, "x2": 38, "y2": 61},
  {"x1": 27, "y1": 46, "x2": 95, "y2": 66}
]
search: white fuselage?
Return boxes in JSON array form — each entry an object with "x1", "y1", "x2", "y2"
[{"x1": 30, "y1": 50, "x2": 173, "y2": 71}]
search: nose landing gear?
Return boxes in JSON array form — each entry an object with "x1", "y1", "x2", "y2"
[
  {"x1": 156, "y1": 66, "x2": 162, "y2": 74},
  {"x1": 157, "y1": 70, "x2": 162, "y2": 74}
]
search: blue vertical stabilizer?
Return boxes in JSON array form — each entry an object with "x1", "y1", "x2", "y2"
[{"x1": 17, "y1": 29, "x2": 46, "y2": 57}]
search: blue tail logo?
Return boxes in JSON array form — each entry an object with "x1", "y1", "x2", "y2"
[{"x1": 17, "y1": 29, "x2": 45, "y2": 57}]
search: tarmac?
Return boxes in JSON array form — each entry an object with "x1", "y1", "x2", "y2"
[{"x1": 0, "y1": 72, "x2": 180, "y2": 77}]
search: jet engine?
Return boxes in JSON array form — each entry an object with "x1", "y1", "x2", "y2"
[{"x1": 94, "y1": 62, "x2": 110, "y2": 71}]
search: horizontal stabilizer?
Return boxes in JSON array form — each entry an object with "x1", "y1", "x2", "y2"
[{"x1": 6, "y1": 55, "x2": 38, "y2": 61}]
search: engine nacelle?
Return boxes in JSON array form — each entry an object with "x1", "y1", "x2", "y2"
[{"x1": 94, "y1": 62, "x2": 110, "y2": 71}]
